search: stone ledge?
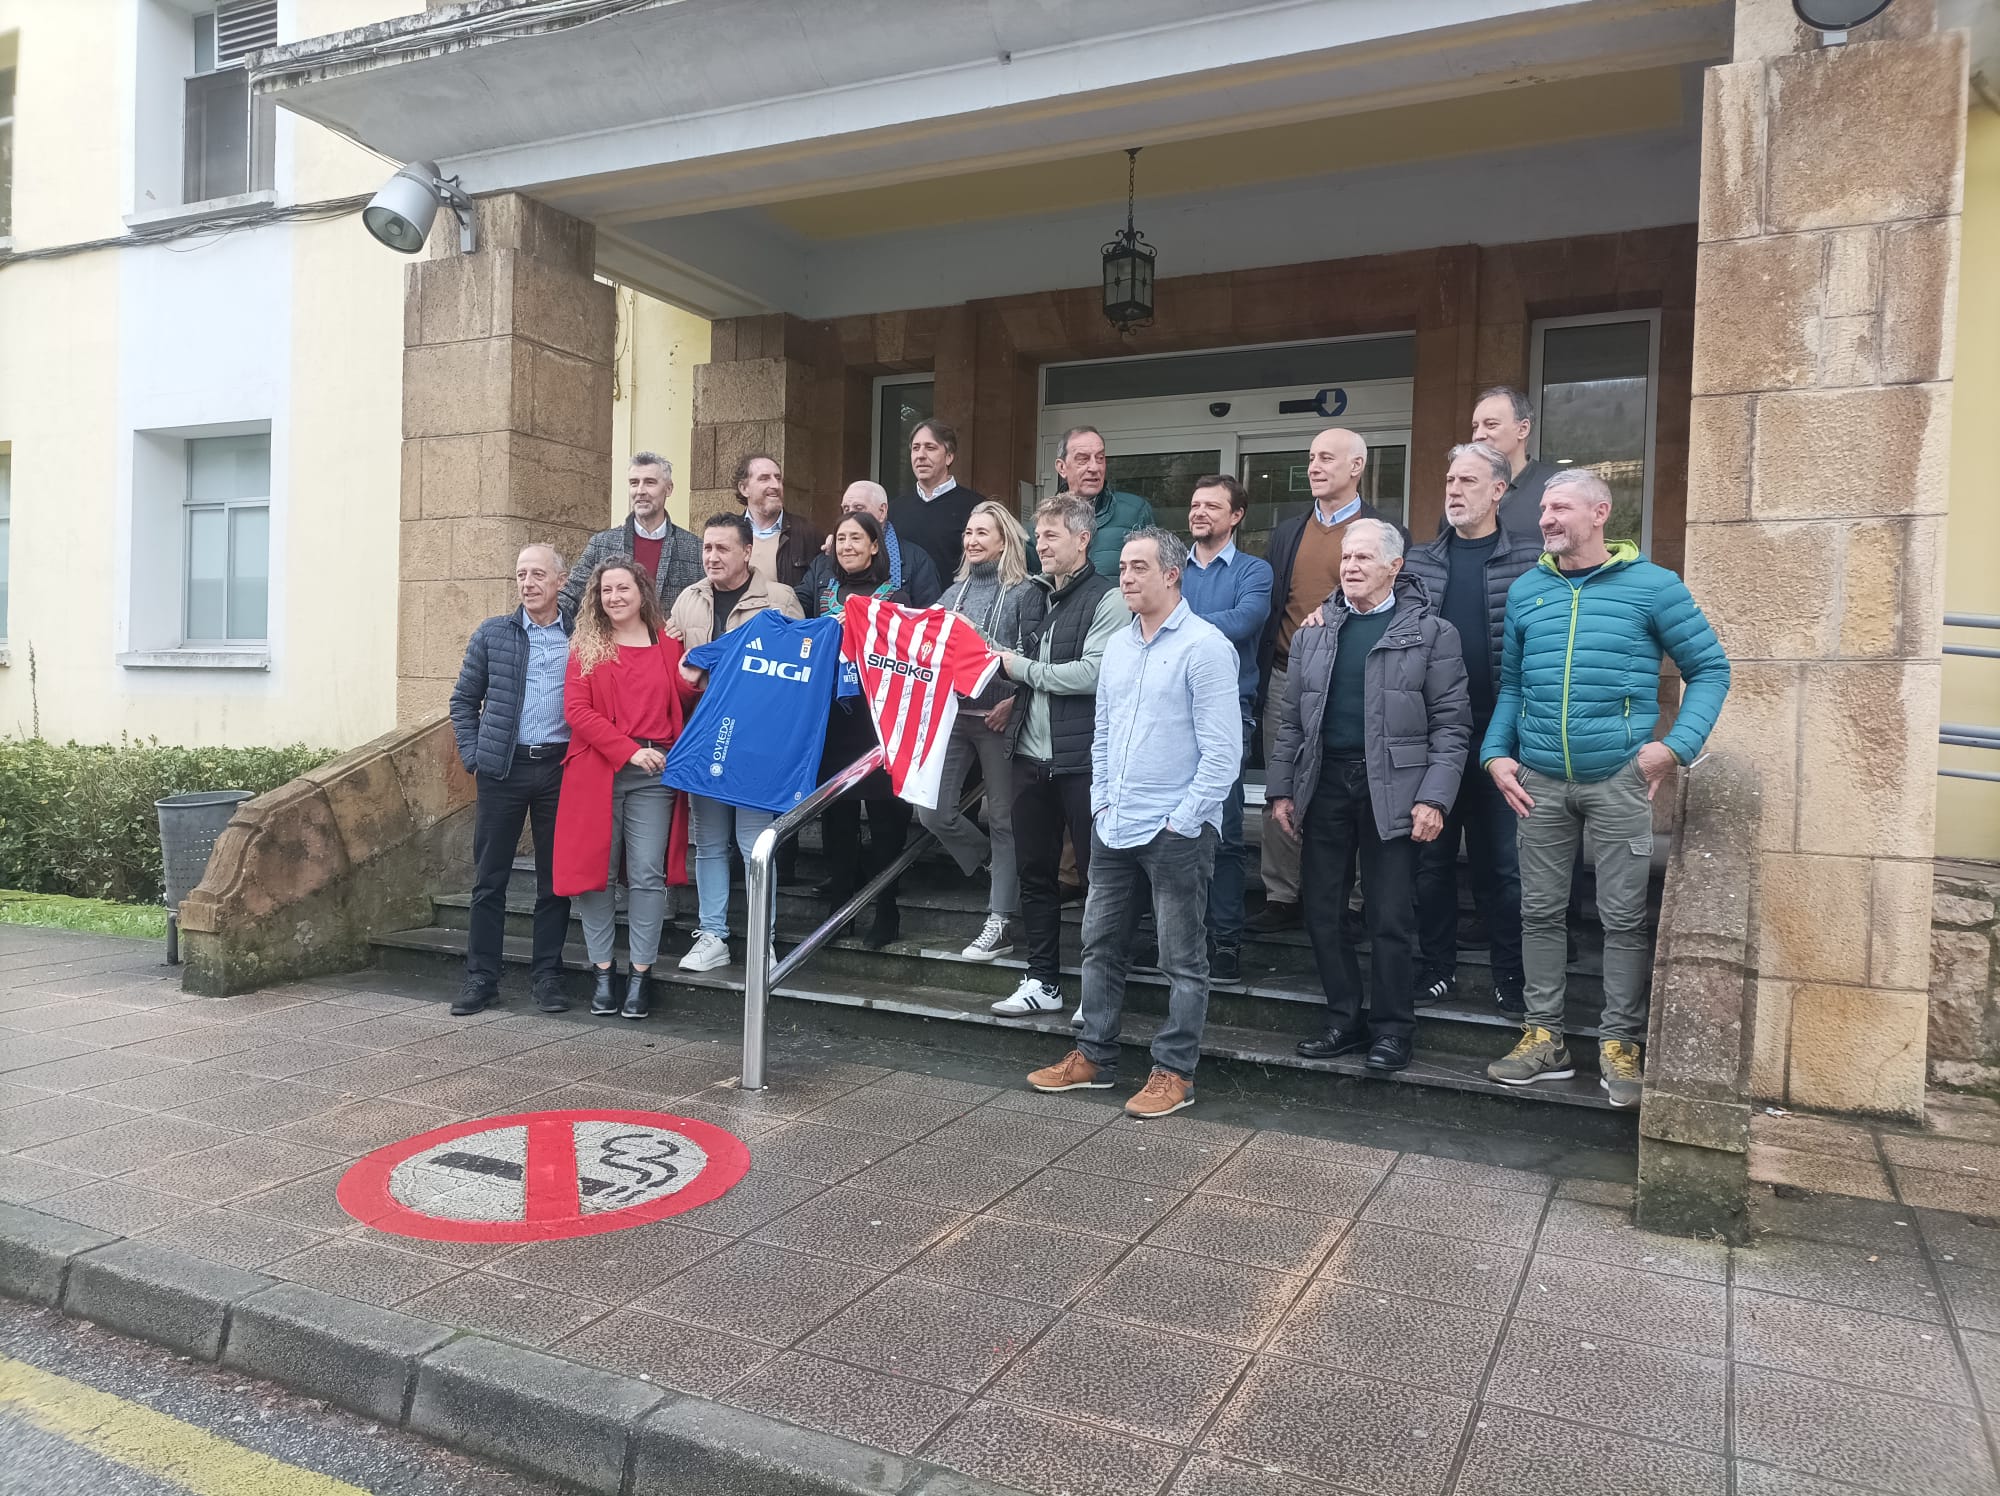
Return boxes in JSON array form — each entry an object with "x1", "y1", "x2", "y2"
[
  {"x1": 0, "y1": 1202, "x2": 1029, "y2": 1496},
  {"x1": 225, "y1": 1282, "x2": 455, "y2": 1426},
  {"x1": 63, "y1": 1239, "x2": 274, "y2": 1361},
  {"x1": 633, "y1": 1397, "x2": 923, "y2": 1496},
  {"x1": 0, "y1": 1202, "x2": 118, "y2": 1307},
  {"x1": 410, "y1": 1335, "x2": 667, "y2": 1494}
]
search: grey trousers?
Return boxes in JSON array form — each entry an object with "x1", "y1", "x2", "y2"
[
  {"x1": 916, "y1": 715, "x2": 1019, "y2": 917},
  {"x1": 1078, "y1": 825, "x2": 1218, "y2": 1080},
  {"x1": 1259, "y1": 664, "x2": 1301, "y2": 902},
  {"x1": 576, "y1": 765, "x2": 676, "y2": 969},
  {"x1": 1516, "y1": 760, "x2": 1655, "y2": 1043}
]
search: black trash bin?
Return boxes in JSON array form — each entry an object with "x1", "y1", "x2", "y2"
[{"x1": 156, "y1": 790, "x2": 252, "y2": 964}]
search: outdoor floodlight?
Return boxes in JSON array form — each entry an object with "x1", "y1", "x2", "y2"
[
  {"x1": 1791, "y1": 0, "x2": 1895, "y2": 34},
  {"x1": 363, "y1": 160, "x2": 477, "y2": 254}
]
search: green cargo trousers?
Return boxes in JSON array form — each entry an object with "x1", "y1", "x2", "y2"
[{"x1": 1515, "y1": 759, "x2": 1655, "y2": 1043}]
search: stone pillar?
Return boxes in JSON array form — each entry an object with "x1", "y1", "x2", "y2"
[
  {"x1": 397, "y1": 195, "x2": 615, "y2": 723},
  {"x1": 687, "y1": 313, "x2": 823, "y2": 521},
  {"x1": 1682, "y1": 0, "x2": 1966, "y2": 1120}
]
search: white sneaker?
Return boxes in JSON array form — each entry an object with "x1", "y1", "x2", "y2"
[
  {"x1": 963, "y1": 915, "x2": 1014, "y2": 962},
  {"x1": 678, "y1": 932, "x2": 730, "y2": 973},
  {"x1": 991, "y1": 978, "x2": 1063, "y2": 1016},
  {"x1": 1070, "y1": 1004, "x2": 1084, "y2": 1028}
]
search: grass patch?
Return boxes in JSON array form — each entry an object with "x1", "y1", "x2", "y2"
[{"x1": 0, "y1": 889, "x2": 168, "y2": 940}]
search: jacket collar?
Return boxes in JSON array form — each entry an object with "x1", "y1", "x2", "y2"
[
  {"x1": 623, "y1": 513, "x2": 678, "y2": 545},
  {"x1": 1537, "y1": 538, "x2": 1642, "y2": 581}
]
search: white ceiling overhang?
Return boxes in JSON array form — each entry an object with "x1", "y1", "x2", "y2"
[{"x1": 259, "y1": 0, "x2": 1731, "y2": 222}]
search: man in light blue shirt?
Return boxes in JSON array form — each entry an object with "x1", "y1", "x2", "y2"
[
  {"x1": 1026, "y1": 527, "x2": 1241, "y2": 1119},
  {"x1": 1179, "y1": 474, "x2": 1273, "y2": 979}
]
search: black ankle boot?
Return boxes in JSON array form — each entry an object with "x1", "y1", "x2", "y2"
[
  {"x1": 621, "y1": 967, "x2": 653, "y2": 1020},
  {"x1": 589, "y1": 966, "x2": 618, "y2": 1016},
  {"x1": 864, "y1": 900, "x2": 901, "y2": 950}
]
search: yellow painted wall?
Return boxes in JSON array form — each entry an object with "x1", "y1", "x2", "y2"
[
  {"x1": 608, "y1": 283, "x2": 711, "y2": 528},
  {"x1": 1939, "y1": 104, "x2": 2000, "y2": 861}
]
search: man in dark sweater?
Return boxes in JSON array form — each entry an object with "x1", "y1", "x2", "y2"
[
  {"x1": 1265, "y1": 521, "x2": 1470, "y2": 1071},
  {"x1": 888, "y1": 419, "x2": 983, "y2": 583},
  {"x1": 1465, "y1": 386, "x2": 1560, "y2": 542},
  {"x1": 1403, "y1": 442, "x2": 1539, "y2": 1014}
]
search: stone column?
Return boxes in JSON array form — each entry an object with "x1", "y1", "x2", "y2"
[
  {"x1": 687, "y1": 313, "x2": 823, "y2": 521},
  {"x1": 1682, "y1": 0, "x2": 1966, "y2": 1120},
  {"x1": 397, "y1": 195, "x2": 615, "y2": 723}
]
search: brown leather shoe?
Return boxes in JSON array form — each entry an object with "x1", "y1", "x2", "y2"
[
  {"x1": 1027, "y1": 1050, "x2": 1115, "y2": 1093},
  {"x1": 1125, "y1": 1067, "x2": 1193, "y2": 1118}
]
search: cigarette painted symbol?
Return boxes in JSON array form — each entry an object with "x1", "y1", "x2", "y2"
[{"x1": 592, "y1": 1132, "x2": 682, "y2": 1204}]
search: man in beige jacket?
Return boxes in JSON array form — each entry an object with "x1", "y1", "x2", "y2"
[{"x1": 666, "y1": 513, "x2": 805, "y2": 971}]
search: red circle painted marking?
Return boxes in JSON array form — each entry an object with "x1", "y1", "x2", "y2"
[{"x1": 336, "y1": 1109, "x2": 750, "y2": 1243}]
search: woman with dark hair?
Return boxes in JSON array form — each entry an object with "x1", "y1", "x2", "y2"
[
  {"x1": 807, "y1": 512, "x2": 912, "y2": 948},
  {"x1": 555, "y1": 559, "x2": 697, "y2": 1020}
]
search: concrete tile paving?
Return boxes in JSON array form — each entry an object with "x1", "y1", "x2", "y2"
[{"x1": 2, "y1": 930, "x2": 1998, "y2": 1495}]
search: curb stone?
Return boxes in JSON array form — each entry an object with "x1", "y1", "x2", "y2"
[
  {"x1": 0, "y1": 1201, "x2": 1032, "y2": 1495},
  {"x1": 632, "y1": 1397, "x2": 919, "y2": 1495},
  {"x1": 0, "y1": 1201, "x2": 117, "y2": 1306},
  {"x1": 63, "y1": 1238, "x2": 274, "y2": 1361},
  {"x1": 225, "y1": 1282, "x2": 455, "y2": 1425},
  {"x1": 409, "y1": 1334, "x2": 666, "y2": 1494}
]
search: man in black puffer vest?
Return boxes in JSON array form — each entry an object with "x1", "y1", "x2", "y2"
[
  {"x1": 989, "y1": 494, "x2": 1128, "y2": 1018},
  {"x1": 1402, "y1": 442, "x2": 1538, "y2": 1015}
]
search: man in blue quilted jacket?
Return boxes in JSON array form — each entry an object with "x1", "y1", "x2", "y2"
[
  {"x1": 449, "y1": 544, "x2": 575, "y2": 1019},
  {"x1": 1480, "y1": 471, "x2": 1729, "y2": 1106}
]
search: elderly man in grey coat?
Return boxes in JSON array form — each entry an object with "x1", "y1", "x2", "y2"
[{"x1": 1265, "y1": 518, "x2": 1471, "y2": 1072}]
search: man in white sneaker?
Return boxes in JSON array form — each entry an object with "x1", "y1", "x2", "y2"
[{"x1": 987, "y1": 495, "x2": 1126, "y2": 1019}]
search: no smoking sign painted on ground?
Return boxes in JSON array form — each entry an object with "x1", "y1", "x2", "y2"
[{"x1": 337, "y1": 1110, "x2": 750, "y2": 1243}]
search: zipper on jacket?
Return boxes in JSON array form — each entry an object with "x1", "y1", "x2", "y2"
[
  {"x1": 1623, "y1": 695, "x2": 1632, "y2": 750},
  {"x1": 1560, "y1": 583, "x2": 1581, "y2": 779}
]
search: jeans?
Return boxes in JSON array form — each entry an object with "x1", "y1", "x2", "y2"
[
  {"x1": 689, "y1": 794, "x2": 775, "y2": 940},
  {"x1": 1012, "y1": 758, "x2": 1094, "y2": 985},
  {"x1": 1416, "y1": 741, "x2": 1523, "y2": 995},
  {"x1": 1077, "y1": 824, "x2": 1218, "y2": 1080},
  {"x1": 1260, "y1": 665, "x2": 1301, "y2": 903},
  {"x1": 916, "y1": 716, "x2": 1019, "y2": 916},
  {"x1": 576, "y1": 765, "x2": 675, "y2": 969},
  {"x1": 1516, "y1": 760, "x2": 1654, "y2": 1042},
  {"x1": 1300, "y1": 758, "x2": 1421, "y2": 1041},
  {"x1": 1206, "y1": 704, "x2": 1255, "y2": 949},
  {"x1": 466, "y1": 753, "x2": 568, "y2": 992}
]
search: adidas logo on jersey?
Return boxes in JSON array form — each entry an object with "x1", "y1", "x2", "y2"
[
  {"x1": 746, "y1": 637, "x2": 765, "y2": 651},
  {"x1": 866, "y1": 651, "x2": 936, "y2": 683}
]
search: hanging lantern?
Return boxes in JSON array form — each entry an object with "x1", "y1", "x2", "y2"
[{"x1": 1101, "y1": 148, "x2": 1156, "y2": 334}]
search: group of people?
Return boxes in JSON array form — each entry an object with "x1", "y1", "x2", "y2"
[{"x1": 450, "y1": 388, "x2": 1730, "y2": 1119}]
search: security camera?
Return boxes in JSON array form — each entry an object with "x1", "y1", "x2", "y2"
[
  {"x1": 364, "y1": 160, "x2": 477, "y2": 255},
  {"x1": 1208, "y1": 402, "x2": 1231, "y2": 418}
]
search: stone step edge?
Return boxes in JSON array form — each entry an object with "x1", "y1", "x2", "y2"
[
  {"x1": 0, "y1": 1201, "x2": 1026, "y2": 1496},
  {"x1": 372, "y1": 926, "x2": 1616, "y2": 1108}
]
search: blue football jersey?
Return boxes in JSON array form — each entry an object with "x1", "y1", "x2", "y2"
[{"x1": 663, "y1": 610, "x2": 860, "y2": 812}]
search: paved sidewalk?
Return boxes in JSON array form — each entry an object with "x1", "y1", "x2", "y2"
[{"x1": 3, "y1": 924, "x2": 1999, "y2": 1496}]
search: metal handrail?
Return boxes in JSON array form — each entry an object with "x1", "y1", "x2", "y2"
[
  {"x1": 1941, "y1": 615, "x2": 2000, "y2": 783},
  {"x1": 740, "y1": 747, "x2": 985, "y2": 1090}
]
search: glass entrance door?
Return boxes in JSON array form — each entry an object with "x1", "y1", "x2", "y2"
[{"x1": 1103, "y1": 448, "x2": 1223, "y2": 517}]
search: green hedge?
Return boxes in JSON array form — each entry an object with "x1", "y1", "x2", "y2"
[{"x1": 0, "y1": 737, "x2": 337, "y2": 906}]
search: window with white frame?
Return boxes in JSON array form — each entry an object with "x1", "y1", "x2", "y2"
[
  {"x1": 183, "y1": 433, "x2": 269, "y2": 643},
  {"x1": 184, "y1": 1, "x2": 276, "y2": 204},
  {"x1": 0, "y1": 450, "x2": 11, "y2": 641},
  {"x1": 1530, "y1": 311, "x2": 1661, "y2": 552}
]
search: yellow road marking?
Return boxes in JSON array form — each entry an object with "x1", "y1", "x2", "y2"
[{"x1": 0, "y1": 1353, "x2": 372, "y2": 1496}]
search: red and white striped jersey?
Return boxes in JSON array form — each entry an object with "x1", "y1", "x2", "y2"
[{"x1": 840, "y1": 596, "x2": 1002, "y2": 809}]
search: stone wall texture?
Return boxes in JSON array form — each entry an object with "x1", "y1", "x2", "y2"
[
  {"x1": 1685, "y1": 0, "x2": 1968, "y2": 1121},
  {"x1": 176, "y1": 717, "x2": 475, "y2": 996},
  {"x1": 1930, "y1": 861, "x2": 2000, "y2": 1090},
  {"x1": 398, "y1": 194, "x2": 616, "y2": 724}
]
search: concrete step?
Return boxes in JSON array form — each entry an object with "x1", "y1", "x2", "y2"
[{"x1": 371, "y1": 925, "x2": 1637, "y2": 1150}]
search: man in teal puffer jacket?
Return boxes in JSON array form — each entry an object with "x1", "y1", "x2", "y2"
[{"x1": 1480, "y1": 470, "x2": 1730, "y2": 1106}]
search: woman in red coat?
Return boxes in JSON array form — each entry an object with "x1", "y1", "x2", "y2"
[{"x1": 554, "y1": 559, "x2": 697, "y2": 1020}]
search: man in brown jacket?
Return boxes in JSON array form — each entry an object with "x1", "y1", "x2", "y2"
[{"x1": 734, "y1": 453, "x2": 823, "y2": 591}]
